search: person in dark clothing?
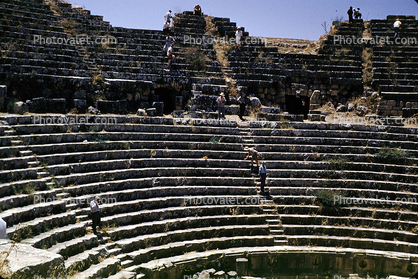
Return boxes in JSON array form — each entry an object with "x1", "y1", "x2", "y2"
[
  {"x1": 259, "y1": 161, "x2": 267, "y2": 193},
  {"x1": 237, "y1": 92, "x2": 246, "y2": 120},
  {"x1": 90, "y1": 196, "x2": 101, "y2": 235},
  {"x1": 347, "y1": 6, "x2": 353, "y2": 23}
]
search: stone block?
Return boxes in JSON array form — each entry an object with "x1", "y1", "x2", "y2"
[
  {"x1": 73, "y1": 99, "x2": 86, "y2": 113},
  {"x1": 236, "y1": 258, "x2": 248, "y2": 276},
  {"x1": 47, "y1": 98, "x2": 66, "y2": 113},
  {"x1": 32, "y1": 97, "x2": 46, "y2": 113},
  {"x1": 189, "y1": 111, "x2": 203, "y2": 118},
  {"x1": 0, "y1": 241, "x2": 64, "y2": 278},
  {"x1": 308, "y1": 114, "x2": 324, "y2": 121},
  {"x1": 14, "y1": 101, "x2": 28, "y2": 115},
  {"x1": 261, "y1": 107, "x2": 280, "y2": 114},
  {"x1": 249, "y1": 97, "x2": 261, "y2": 108},
  {"x1": 172, "y1": 110, "x2": 184, "y2": 118},
  {"x1": 118, "y1": 100, "x2": 128, "y2": 114},
  {"x1": 257, "y1": 112, "x2": 267, "y2": 121},
  {"x1": 336, "y1": 105, "x2": 347, "y2": 112},
  {"x1": 0, "y1": 85, "x2": 6, "y2": 110},
  {"x1": 97, "y1": 100, "x2": 118, "y2": 114},
  {"x1": 88, "y1": 106, "x2": 101, "y2": 115},
  {"x1": 137, "y1": 109, "x2": 147, "y2": 116},
  {"x1": 356, "y1": 105, "x2": 368, "y2": 116},
  {"x1": 387, "y1": 100, "x2": 397, "y2": 106},
  {"x1": 152, "y1": 102, "x2": 164, "y2": 116},
  {"x1": 146, "y1": 108, "x2": 157, "y2": 116}
]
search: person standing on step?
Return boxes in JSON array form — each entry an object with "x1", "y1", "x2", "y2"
[
  {"x1": 90, "y1": 196, "x2": 101, "y2": 235},
  {"x1": 244, "y1": 147, "x2": 259, "y2": 168},
  {"x1": 0, "y1": 217, "x2": 6, "y2": 239},
  {"x1": 347, "y1": 6, "x2": 353, "y2": 23},
  {"x1": 163, "y1": 20, "x2": 171, "y2": 35},
  {"x1": 163, "y1": 35, "x2": 175, "y2": 53},
  {"x1": 164, "y1": 10, "x2": 172, "y2": 24},
  {"x1": 235, "y1": 27, "x2": 243, "y2": 50},
  {"x1": 394, "y1": 19, "x2": 402, "y2": 39},
  {"x1": 217, "y1": 92, "x2": 226, "y2": 119},
  {"x1": 259, "y1": 161, "x2": 267, "y2": 194},
  {"x1": 166, "y1": 45, "x2": 176, "y2": 69},
  {"x1": 237, "y1": 92, "x2": 247, "y2": 120}
]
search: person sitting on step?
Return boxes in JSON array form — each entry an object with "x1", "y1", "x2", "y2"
[{"x1": 193, "y1": 4, "x2": 202, "y2": 15}]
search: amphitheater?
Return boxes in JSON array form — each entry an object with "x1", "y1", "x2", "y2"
[{"x1": 1, "y1": 1, "x2": 418, "y2": 278}]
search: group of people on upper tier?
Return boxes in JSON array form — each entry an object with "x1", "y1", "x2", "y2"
[
  {"x1": 347, "y1": 7, "x2": 402, "y2": 39},
  {"x1": 347, "y1": 6, "x2": 362, "y2": 23}
]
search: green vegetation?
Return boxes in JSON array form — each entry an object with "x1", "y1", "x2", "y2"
[
  {"x1": 325, "y1": 157, "x2": 349, "y2": 171},
  {"x1": 184, "y1": 47, "x2": 208, "y2": 72},
  {"x1": 209, "y1": 137, "x2": 220, "y2": 144},
  {"x1": 314, "y1": 189, "x2": 345, "y2": 208},
  {"x1": 374, "y1": 147, "x2": 412, "y2": 164}
]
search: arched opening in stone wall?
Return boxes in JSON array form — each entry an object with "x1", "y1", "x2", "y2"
[
  {"x1": 155, "y1": 87, "x2": 177, "y2": 114},
  {"x1": 285, "y1": 95, "x2": 310, "y2": 118}
]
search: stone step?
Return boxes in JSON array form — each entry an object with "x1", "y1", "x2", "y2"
[
  {"x1": 27, "y1": 161, "x2": 40, "y2": 168},
  {"x1": 56, "y1": 192, "x2": 71, "y2": 199},
  {"x1": 48, "y1": 233, "x2": 99, "y2": 258},
  {"x1": 106, "y1": 271, "x2": 136, "y2": 279},
  {"x1": 273, "y1": 240, "x2": 288, "y2": 245},
  {"x1": 22, "y1": 221, "x2": 87, "y2": 248},
  {"x1": 266, "y1": 219, "x2": 282, "y2": 224},
  {"x1": 37, "y1": 171, "x2": 50, "y2": 178},
  {"x1": 120, "y1": 259, "x2": 134, "y2": 269},
  {"x1": 11, "y1": 140, "x2": 22, "y2": 146},
  {"x1": 19, "y1": 150, "x2": 33, "y2": 156},
  {"x1": 4, "y1": 130, "x2": 16, "y2": 135},
  {"x1": 107, "y1": 247, "x2": 123, "y2": 257},
  {"x1": 73, "y1": 257, "x2": 121, "y2": 279}
]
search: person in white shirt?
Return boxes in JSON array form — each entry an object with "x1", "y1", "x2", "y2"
[
  {"x1": 0, "y1": 217, "x2": 6, "y2": 239},
  {"x1": 216, "y1": 92, "x2": 226, "y2": 119},
  {"x1": 394, "y1": 20, "x2": 402, "y2": 39},
  {"x1": 163, "y1": 21, "x2": 170, "y2": 35},
  {"x1": 235, "y1": 27, "x2": 243, "y2": 50},
  {"x1": 90, "y1": 196, "x2": 101, "y2": 235},
  {"x1": 164, "y1": 10, "x2": 172, "y2": 24},
  {"x1": 167, "y1": 46, "x2": 175, "y2": 69}
]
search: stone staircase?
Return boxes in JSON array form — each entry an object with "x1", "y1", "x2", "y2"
[
  {"x1": 238, "y1": 122, "x2": 254, "y2": 145},
  {"x1": 2, "y1": 121, "x2": 53, "y2": 185},
  {"x1": 261, "y1": 200, "x2": 288, "y2": 245},
  {"x1": 371, "y1": 15, "x2": 418, "y2": 117}
]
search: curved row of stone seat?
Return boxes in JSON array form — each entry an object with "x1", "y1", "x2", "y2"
[
  {"x1": 280, "y1": 214, "x2": 418, "y2": 233},
  {"x1": 0, "y1": 24, "x2": 70, "y2": 40},
  {"x1": 0, "y1": 41, "x2": 81, "y2": 57},
  {"x1": 1, "y1": 57, "x2": 85, "y2": 70},
  {"x1": 286, "y1": 233, "x2": 418, "y2": 254}
]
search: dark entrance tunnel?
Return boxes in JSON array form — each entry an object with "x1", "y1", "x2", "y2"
[
  {"x1": 155, "y1": 88, "x2": 177, "y2": 114},
  {"x1": 285, "y1": 95, "x2": 310, "y2": 118}
]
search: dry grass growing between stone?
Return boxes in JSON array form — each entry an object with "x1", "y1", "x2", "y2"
[{"x1": 204, "y1": 16, "x2": 219, "y2": 37}]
